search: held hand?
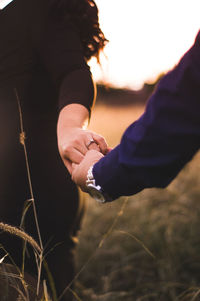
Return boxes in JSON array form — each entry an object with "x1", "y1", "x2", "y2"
[
  {"x1": 71, "y1": 150, "x2": 104, "y2": 191},
  {"x1": 57, "y1": 104, "x2": 108, "y2": 174},
  {"x1": 58, "y1": 127, "x2": 108, "y2": 174}
]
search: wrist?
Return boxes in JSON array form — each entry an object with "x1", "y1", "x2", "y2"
[
  {"x1": 86, "y1": 165, "x2": 113, "y2": 203},
  {"x1": 58, "y1": 104, "x2": 89, "y2": 129}
]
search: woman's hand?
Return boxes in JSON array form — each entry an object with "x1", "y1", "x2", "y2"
[
  {"x1": 57, "y1": 104, "x2": 108, "y2": 173},
  {"x1": 58, "y1": 126, "x2": 108, "y2": 173}
]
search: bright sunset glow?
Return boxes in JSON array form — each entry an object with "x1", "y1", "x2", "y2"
[{"x1": 89, "y1": 0, "x2": 200, "y2": 90}]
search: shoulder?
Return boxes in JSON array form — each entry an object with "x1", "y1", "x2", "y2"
[{"x1": 0, "y1": 0, "x2": 48, "y2": 25}]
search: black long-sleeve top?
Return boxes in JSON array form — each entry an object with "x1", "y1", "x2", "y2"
[{"x1": 0, "y1": 0, "x2": 95, "y2": 113}]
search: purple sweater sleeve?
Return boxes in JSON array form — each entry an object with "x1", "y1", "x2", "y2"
[{"x1": 93, "y1": 31, "x2": 200, "y2": 200}]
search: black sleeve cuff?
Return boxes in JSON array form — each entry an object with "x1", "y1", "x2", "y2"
[{"x1": 58, "y1": 69, "x2": 95, "y2": 115}]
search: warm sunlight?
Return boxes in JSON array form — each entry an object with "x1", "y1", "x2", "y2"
[{"x1": 89, "y1": 0, "x2": 200, "y2": 90}]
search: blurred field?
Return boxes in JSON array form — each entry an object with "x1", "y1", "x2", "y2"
[
  {"x1": 75, "y1": 103, "x2": 200, "y2": 301},
  {"x1": 88, "y1": 103, "x2": 145, "y2": 147}
]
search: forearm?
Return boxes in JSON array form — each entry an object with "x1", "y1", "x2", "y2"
[
  {"x1": 57, "y1": 103, "x2": 90, "y2": 170},
  {"x1": 93, "y1": 33, "x2": 200, "y2": 199},
  {"x1": 57, "y1": 103, "x2": 89, "y2": 136}
]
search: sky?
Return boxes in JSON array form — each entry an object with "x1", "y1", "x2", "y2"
[{"x1": 89, "y1": 0, "x2": 200, "y2": 90}]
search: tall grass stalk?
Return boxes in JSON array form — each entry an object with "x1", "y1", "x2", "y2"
[
  {"x1": 59, "y1": 197, "x2": 129, "y2": 300},
  {"x1": 0, "y1": 264, "x2": 30, "y2": 301},
  {"x1": 0, "y1": 222, "x2": 41, "y2": 254},
  {"x1": 15, "y1": 88, "x2": 44, "y2": 297}
]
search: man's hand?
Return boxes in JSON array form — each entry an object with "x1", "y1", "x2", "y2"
[{"x1": 71, "y1": 150, "x2": 104, "y2": 191}]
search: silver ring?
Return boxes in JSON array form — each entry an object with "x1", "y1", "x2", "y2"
[{"x1": 86, "y1": 139, "x2": 95, "y2": 149}]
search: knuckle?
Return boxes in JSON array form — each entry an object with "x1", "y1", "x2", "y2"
[
  {"x1": 63, "y1": 144, "x2": 73, "y2": 154},
  {"x1": 97, "y1": 135, "x2": 104, "y2": 142},
  {"x1": 73, "y1": 138, "x2": 80, "y2": 145},
  {"x1": 97, "y1": 137, "x2": 105, "y2": 146}
]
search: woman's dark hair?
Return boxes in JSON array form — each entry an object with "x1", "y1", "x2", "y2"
[{"x1": 50, "y1": 0, "x2": 108, "y2": 62}]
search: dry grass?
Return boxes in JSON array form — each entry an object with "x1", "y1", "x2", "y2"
[
  {"x1": 0, "y1": 223, "x2": 41, "y2": 254},
  {"x1": 0, "y1": 91, "x2": 52, "y2": 301},
  {"x1": 1, "y1": 102, "x2": 200, "y2": 301},
  {"x1": 75, "y1": 103, "x2": 200, "y2": 301}
]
